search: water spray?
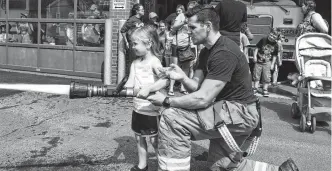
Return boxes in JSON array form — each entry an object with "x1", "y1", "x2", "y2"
[{"x1": 0, "y1": 76, "x2": 139, "y2": 99}]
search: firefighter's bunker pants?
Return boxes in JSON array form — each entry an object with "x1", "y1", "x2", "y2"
[{"x1": 157, "y1": 102, "x2": 279, "y2": 171}]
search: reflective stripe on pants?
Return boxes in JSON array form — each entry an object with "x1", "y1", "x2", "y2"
[{"x1": 158, "y1": 104, "x2": 279, "y2": 171}]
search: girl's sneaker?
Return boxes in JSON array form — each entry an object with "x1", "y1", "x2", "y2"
[{"x1": 263, "y1": 90, "x2": 269, "y2": 97}]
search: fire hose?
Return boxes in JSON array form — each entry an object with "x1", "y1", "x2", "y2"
[{"x1": 0, "y1": 76, "x2": 139, "y2": 99}]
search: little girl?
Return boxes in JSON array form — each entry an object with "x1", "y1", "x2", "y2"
[{"x1": 124, "y1": 25, "x2": 164, "y2": 171}]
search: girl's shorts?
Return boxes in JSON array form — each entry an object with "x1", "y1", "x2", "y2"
[{"x1": 131, "y1": 111, "x2": 160, "y2": 137}]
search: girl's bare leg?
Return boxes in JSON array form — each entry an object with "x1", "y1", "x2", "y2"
[{"x1": 135, "y1": 134, "x2": 148, "y2": 169}]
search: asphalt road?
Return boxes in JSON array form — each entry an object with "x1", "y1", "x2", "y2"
[{"x1": 0, "y1": 71, "x2": 330, "y2": 171}]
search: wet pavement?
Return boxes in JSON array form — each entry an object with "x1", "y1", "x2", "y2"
[{"x1": 0, "y1": 70, "x2": 330, "y2": 171}]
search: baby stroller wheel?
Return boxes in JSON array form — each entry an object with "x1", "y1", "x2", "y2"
[
  {"x1": 299, "y1": 114, "x2": 306, "y2": 132},
  {"x1": 291, "y1": 103, "x2": 300, "y2": 119},
  {"x1": 310, "y1": 116, "x2": 316, "y2": 133}
]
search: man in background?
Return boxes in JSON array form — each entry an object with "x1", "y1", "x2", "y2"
[{"x1": 214, "y1": 0, "x2": 248, "y2": 45}]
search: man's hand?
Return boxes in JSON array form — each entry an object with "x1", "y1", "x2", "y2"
[
  {"x1": 137, "y1": 88, "x2": 150, "y2": 99},
  {"x1": 147, "y1": 91, "x2": 166, "y2": 106},
  {"x1": 159, "y1": 64, "x2": 187, "y2": 81}
]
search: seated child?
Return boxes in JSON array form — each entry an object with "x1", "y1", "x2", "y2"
[{"x1": 253, "y1": 28, "x2": 281, "y2": 97}]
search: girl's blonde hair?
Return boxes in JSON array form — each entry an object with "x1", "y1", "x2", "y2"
[{"x1": 130, "y1": 25, "x2": 162, "y2": 60}]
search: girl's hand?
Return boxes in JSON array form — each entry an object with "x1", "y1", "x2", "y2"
[
  {"x1": 147, "y1": 91, "x2": 166, "y2": 106},
  {"x1": 137, "y1": 88, "x2": 151, "y2": 99},
  {"x1": 159, "y1": 64, "x2": 186, "y2": 81}
]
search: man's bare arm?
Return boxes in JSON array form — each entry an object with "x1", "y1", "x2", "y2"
[
  {"x1": 169, "y1": 79, "x2": 226, "y2": 109},
  {"x1": 180, "y1": 69, "x2": 204, "y2": 92}
]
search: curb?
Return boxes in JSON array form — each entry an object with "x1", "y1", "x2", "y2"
[{"x1": 0, "y1": 68, "x2": 103, "y2": 82}]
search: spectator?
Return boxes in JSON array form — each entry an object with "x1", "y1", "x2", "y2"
[
  {"x1": 271, "y1": 33, "x2": 284, "y2": 87},
  {"x1": 168, "y1": 4, "x2": 195, "y2": 96},
  {"x1": 215, "y1": 0, "x2": 247, "y2": 45},
  {"x1": 158, "y1": 20, "x2": 172, "y2": 67},
  {"x1": 120, "y1": 3, "x2": 145, "y2": 75},
  {"x1": 16, "y1": 13, "x2": 34, "y2": 43},
  {"x1": 19, "y1": 27, "x2": 32, "y2": 44},
  {"x1": 43, "y1": 25, "x2": 57, "y2": 45},
  {"x1": 187, "y1": 0, "x2": 199, "y2": 9},
  {"x1": 120, "y1": 3, "x2": 145, "y2": 50},
  {"x1": 253, "y1": 28, "x2": 280, "y2": 97},
  {"x1": 187, "y1": 0, "x2": 200, "y2": 79},
  {"x1": 242, "y1": 22, "x2": 254, "y2": 41},
  {"x1": 147, "y1": 12, "x2": 159, "y2": 29},
  {"x1": 90, "y1": 4, "x2": 101, "y2": 17},
  {"x1": 164, "y1": 12, "x2": 177, "y2": 30},
  {"x1": 81, "y1": 15, "x2": 101, "y2": 47},
  {"x1": 65, "y1": 12, "x2": 75, "y2": 46},
  {"x1": 0, "y1": 24, "x2": 6, "y2": 43},
  {"x1": 240, "y1": 23, "x2": 250, "y2": 63},
  {"x1": 297, "y1": 0, "x2": 328, "y2": 36}
]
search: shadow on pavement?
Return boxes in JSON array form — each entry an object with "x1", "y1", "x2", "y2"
[
  {"x1": 0, "y1": 136, "x2": 139, "y2": 170},
  {"x1": 262, "y1": 100, "x2": 298, "y2": 124},
  {"x1": 262, "y1": 100, "x2": 302, "y2": 133},
  {"x1": 110, "y1": 136, "x2": 140, "y2": 165},
  {"x1": 263, "y1": 101, "x2": 331, "y2": 134}
]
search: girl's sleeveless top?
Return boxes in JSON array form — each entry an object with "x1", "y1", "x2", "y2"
[{"x1": 133, "y1": 61, "x2": 160, "y2": 116}]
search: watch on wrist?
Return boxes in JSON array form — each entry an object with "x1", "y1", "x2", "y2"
[{"x1": 162, "y1": 97, "x2": 171, "y2": 108}]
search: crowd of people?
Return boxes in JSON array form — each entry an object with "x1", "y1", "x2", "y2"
[{"x1": 120, "y1": 0, "x2": 329, "y2": 171}]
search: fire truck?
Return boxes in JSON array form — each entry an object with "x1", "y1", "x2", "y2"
[{"x1": 210, "y1": 0, "x2": 304, "y2": 62}]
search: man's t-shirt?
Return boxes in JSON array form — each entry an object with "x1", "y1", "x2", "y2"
[
  {"x1": 215, "y1": 0, "x2": 247, "y2": 45},
  {"x1": 256, "y1": 37, "x2": 279, "y2": 63},
  {"x1": 196, "y1": 36, "x2": 256, "y2": 104},
  {"x1": 215, "y1": 0, "x2": 247, "y2": 32}
]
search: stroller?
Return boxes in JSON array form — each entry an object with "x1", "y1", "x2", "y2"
[{"x1": 291, "y1": 33, "x2": 332, "y2": 133}]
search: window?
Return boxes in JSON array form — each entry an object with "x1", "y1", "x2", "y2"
[
  {"x1": 42, "y1": 0, "x2": 75, "y2": 19},
  {"x1": 9, "y1": 0, "x2": 26, "y2": 9},
  {"x1": 9, "y1": 0, "x2": 38, "y2": 18},
  {"x1": 2, "y1": 0, "x2": 108, "y2": 46},
  {"x1": 77, "y1": 22, "x2": 105, "y2": 47}
]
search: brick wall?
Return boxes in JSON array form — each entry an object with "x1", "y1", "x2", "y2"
[{"x1": 108, "y1": 0, "x2": 136, "y2": 84}]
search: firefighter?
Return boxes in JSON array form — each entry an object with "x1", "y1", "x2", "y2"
[{"x1": 146, "y1": 5, "x2": 299, "y2": 171}]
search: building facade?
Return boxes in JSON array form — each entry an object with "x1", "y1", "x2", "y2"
[{"x1": 0, "y1": 0, "x2": 206, "y2": 85}]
